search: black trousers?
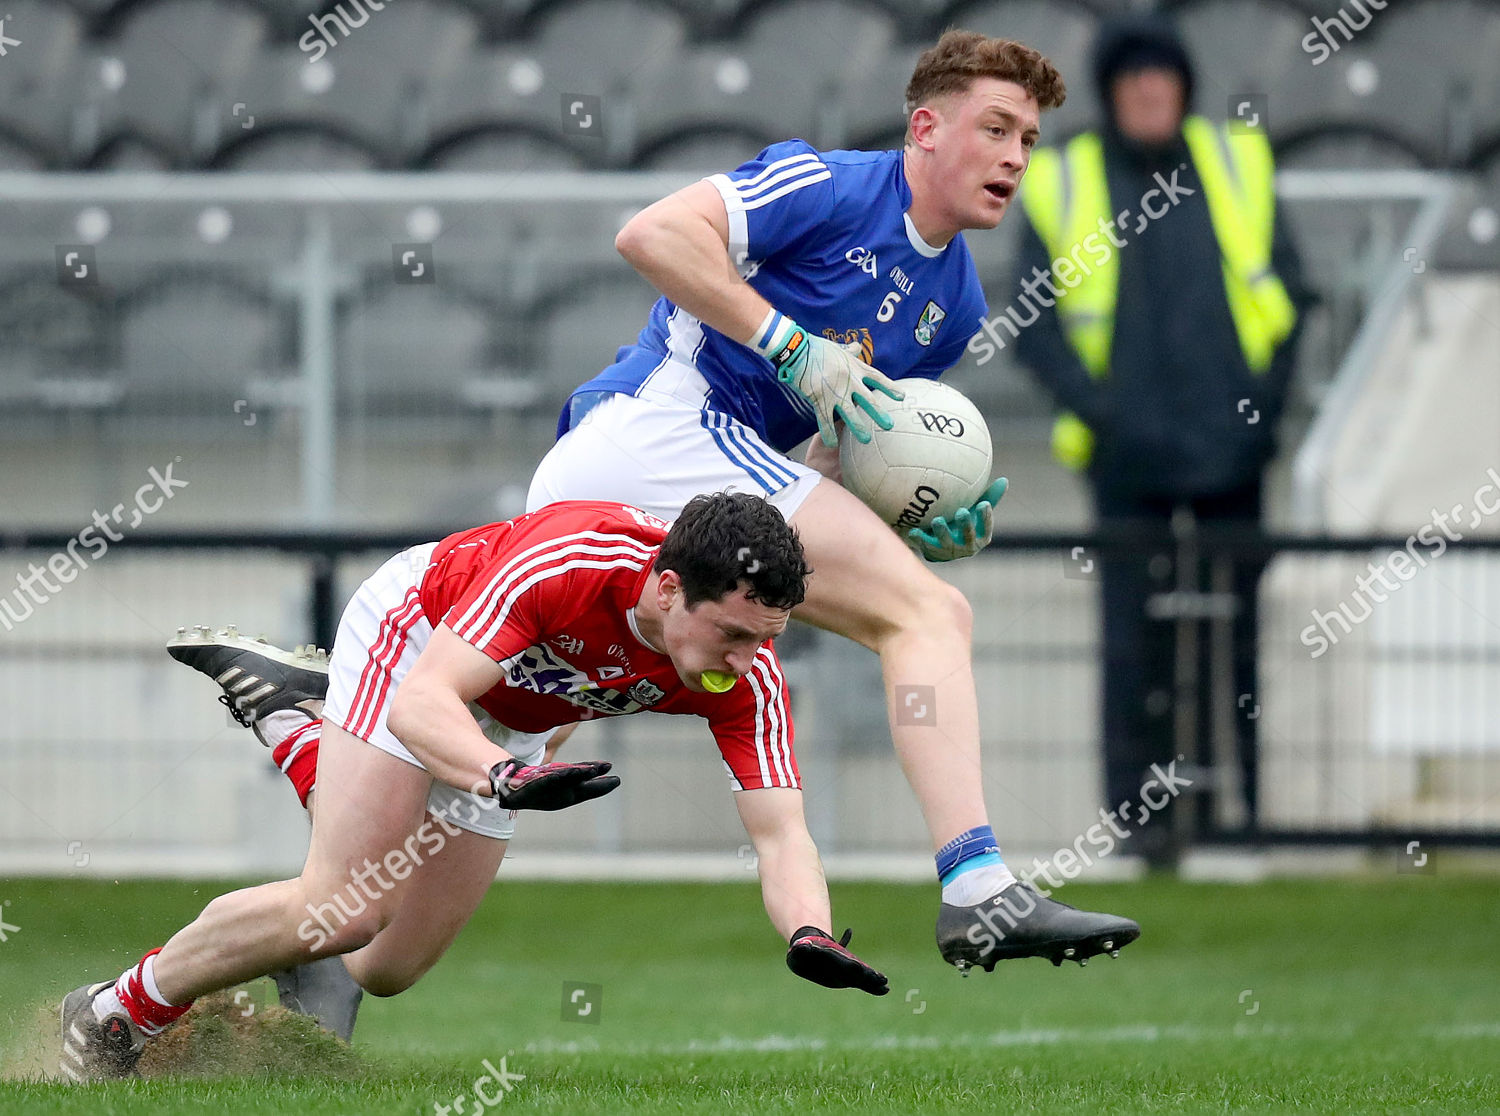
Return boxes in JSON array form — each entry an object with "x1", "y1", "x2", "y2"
[{"x1": 1094, "y1": 481, "x2": 1266, "y2": 835}]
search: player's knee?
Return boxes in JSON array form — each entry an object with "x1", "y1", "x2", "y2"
[
  {"x1": 349, "y1": 967, "x2": 409, "y2": 998},
  {"x1": 933, "y1": 579, "x2": 974, "y2": 640},
  {"x1": 873, "y1": 571, "x2": 971, "y2": 650},
  {"x1": 343, "y1": 951, "x2": 430, "y2": 997},
  {"x1": 293, "y1": 884, "x2": 393, "y2": 957}
]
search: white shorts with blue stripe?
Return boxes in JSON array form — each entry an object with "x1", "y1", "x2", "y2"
[{"x1": 526, "y1": 365, "x2": 822, "y2": 523}]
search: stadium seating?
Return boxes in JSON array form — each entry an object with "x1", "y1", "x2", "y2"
[
  {"x1": 117, "y1": 272, "x2": 292, "y2": 415},
  {"x1": 0, "y1": 0, "x2": 88, "y2": 164},
  {"x1": 90, "y1": 0, "x2": 270, "y2": 167},
  {"x1": 0, "y1": 273, "x2": 119, "y2": 413},
  {"x1": 539, "y1": 273, "x2": 662, "y2": 385},
  {"x1": 0, "y1": 129, "x2": 53, "y2": 171},
  {"x1": 339, "y1": 281, "x2": 529, "y2": 415},
  {"x1": 2, "y1": 0, "x2": 1492, "y2": 171},
  {"x1": 0, "y1": 0, "x2": 1490, "y2": 437}
]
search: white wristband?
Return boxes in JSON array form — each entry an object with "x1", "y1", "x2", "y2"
[{"x1": 748, "y1": 309, "x2": 802, "y2": 362}]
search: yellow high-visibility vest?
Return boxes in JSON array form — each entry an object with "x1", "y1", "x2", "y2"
[{"x1": 1018, "y1": 116, "x2": 1298, "y2": 470}]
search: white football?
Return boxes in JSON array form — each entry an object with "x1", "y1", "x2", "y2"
[{"x1": 839, "y1": 378, "x2": 993, "y2": 532}]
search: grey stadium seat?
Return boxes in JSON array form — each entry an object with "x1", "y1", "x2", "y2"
[
  {"x1": 732, "y1": 0, "x2": 900, "y2": 149},
  {"x1": 424, "y1": 49, "x2": 562, "y2": 134},
  {"x1": 282, "y1": 0, "x2": 482, "y2": 163},
  {"x1": 839, "y1": 40, "x2": 925, "y2": 151},
  {"x1": 634, "y1": 124, "x2": 775, "y2": 172},
  {"x1": 520, "y1": 0, "x2": 690, "y2": 163},
  {"x1": 340, "y1": 284, "x2": 507, "y2": 416},
  {"x1": 0, "y1": 0, "x2": 88, "y2": 160},
  {"x1": 540, "y1": 276, "x2": 661, "y2": 389},
  {"x1": 1354, "y1": 0, "x2": 1500, "y2": 166},
  {"x1": 118, "y1": 276, "x2": 290, "y2": 416},
  {"x1": 1175, "y1": 0, "x2": 1329, "y2": 147},
  {"x1": 211, "y1": 39, "x2": 456, "y2": 169},
  {"x1": 91, "y1": 0, "x2": 270, "y2": 165},
  {"x1": 422, "y1": 48, "x2": 608, "y2": 167},
  {"x1": 0, "y1": 275, "x2": 119, "y2": 414}
]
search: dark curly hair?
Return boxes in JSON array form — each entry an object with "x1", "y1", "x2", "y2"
[{"x1": 654, "y1": 492, "x2": 810, "y2": 611}]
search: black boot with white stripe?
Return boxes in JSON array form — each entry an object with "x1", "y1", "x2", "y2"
[{"x1": 166, "y1": 625, "x2": 328, "y2": 746}]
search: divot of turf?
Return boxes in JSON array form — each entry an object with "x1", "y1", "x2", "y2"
[
  {"x1": 1, "y1": 988, "x2": 367, "y2": 1083},
  {"x1": 137, "y1": 990, "x2": 365, "y2": 1079}
]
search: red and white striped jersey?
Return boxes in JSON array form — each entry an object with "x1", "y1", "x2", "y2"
[{"x1": 417, "y1": 500, "x2": 798, "y2": 791}]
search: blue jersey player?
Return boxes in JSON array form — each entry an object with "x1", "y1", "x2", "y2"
[{"x1": 530, "y1": 30, "x2": 1140, "y2": 973}]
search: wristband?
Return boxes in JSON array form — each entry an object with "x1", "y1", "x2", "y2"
[{"x1": 749, "y1": 309, "x2": 805, "y2": 367}]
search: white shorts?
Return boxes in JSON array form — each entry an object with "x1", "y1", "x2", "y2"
[
  {"x1": 322, "y1": 543, "x2": 555, "y2": 840},
  {"x1": 526, "y1": 369, "x2": 823, "y2": 521}
]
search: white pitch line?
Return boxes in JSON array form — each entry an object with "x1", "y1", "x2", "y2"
[{"x1": 516, "y1": 1021, "x2": 1500, "y2": 1058}]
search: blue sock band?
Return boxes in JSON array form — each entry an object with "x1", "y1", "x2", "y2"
[{"x1": 935, "y1": 825, "x2": 1002, "y2": 883}]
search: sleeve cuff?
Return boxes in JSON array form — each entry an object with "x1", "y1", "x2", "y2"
[{"x1": 704, "y1": 172, "x2": 751, "y2": 272}]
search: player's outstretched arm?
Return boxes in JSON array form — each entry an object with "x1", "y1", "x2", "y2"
[
  {"x1": 733, "y1": 788, "x2": 888, "y2": 996},
  {"x1": 735, "y1": 787, "x2": 831, "y2": 938}
]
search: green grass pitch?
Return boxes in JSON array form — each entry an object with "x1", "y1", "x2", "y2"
[{"x1": 1, "y1": 875, "x2": 1497, "y2": 1113}]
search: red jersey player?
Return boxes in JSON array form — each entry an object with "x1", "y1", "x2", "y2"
[{"x1": 59, "y1": 493, "x2": 887, "y2": 1083}]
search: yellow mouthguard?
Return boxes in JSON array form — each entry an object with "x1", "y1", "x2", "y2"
[{"x1": 700, "y1": 670, "x2": 737, "y2": 693}]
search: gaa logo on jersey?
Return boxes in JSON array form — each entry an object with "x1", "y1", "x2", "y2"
[
  {"x1": 627, "y1": 679, "x2": 665, "y2": 707},
  {"x1": 552, "y1": 634, "x2": 585, "y2": 655},
  {"x1": 914, "y1": 300, "x2": 946, "y2": 347}
]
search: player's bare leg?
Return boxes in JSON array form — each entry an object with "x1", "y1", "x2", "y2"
[
  {"x1": 788, "y1": 479, "x2": 1138, "y2": 971},
  {"x1": 60, "y1": 724, "x2": 430, "y2": 1080},
  {"x1": 790, "y1": 480, "x2": 988, "y2": 843},
  {"x1": 342, "y1": 827, "x2": 509, "y2": 996},
  {"x1": 165, "y1": 627, "x2": 362, "y2": 1036},
  {"x1": 155, "y1": 723, "x2": 431, "y2": 1000}
]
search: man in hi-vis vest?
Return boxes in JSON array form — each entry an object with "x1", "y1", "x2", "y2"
[{"x1": 1012, "y1": 14, "x2": 1308, "y2": 866}]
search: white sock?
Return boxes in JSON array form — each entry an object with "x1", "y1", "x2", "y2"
[
  {"x1": 255, "y1": 707, "x2": 317, "y2": 750},
  {"x1": 941, "y1": 861, "x2": 1018, "y2": 906},
  {"x1": 140, "y1": 953, "x2": 167, "y2": 1005},
  {"x1": 92, "y1": 982, "x2": 128, "y2": 1024}
]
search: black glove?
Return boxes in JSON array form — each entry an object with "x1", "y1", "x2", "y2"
[
  {"x1": 488, "y1": 758, "x2": 620, "y2": 811},
  {"x1": 785, "y1": 926, "x2": 889, "y2": 996}
]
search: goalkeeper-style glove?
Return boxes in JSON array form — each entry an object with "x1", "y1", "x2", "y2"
[
  {"x1": 785, "y1": 926, "x2": 890, "y2": 996},
  {"x1": 906, "y1": 478, "x2": 1008, "y2": 563},
  {"x1": 488, "y1": 758, "x2": 620, "y2": 811},
  {"x1": 751, "y1": 311, "x2": 903, "y2": 448}
]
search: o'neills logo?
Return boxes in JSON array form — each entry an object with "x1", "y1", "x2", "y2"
[{"x1": 894, "y1": 485, "x2": 941, "y2": 529}]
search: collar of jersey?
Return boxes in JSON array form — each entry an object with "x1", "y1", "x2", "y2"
[
  {"x1": 626, "y1": 561, "x2": 666, "y2": 653},
  {"x1": 903, "y1": 211, "x2": 946, "y2": 258}
]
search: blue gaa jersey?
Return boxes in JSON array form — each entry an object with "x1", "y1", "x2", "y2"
[{"x1": 559, "y1": 139, "x2": 990, "y2": 453}]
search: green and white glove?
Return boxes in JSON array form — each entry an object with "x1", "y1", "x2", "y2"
[
  {"x1": 750, "y1": 310, "x2": 903, "y2": 447},
  {"x1": 906, "y1": 478, "x2": 1008, "y2": 562}
]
